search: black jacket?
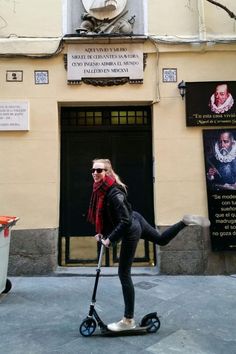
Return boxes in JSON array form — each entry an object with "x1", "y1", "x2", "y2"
[{"x1": 103, "y1": 185, "x2": 133, "y2": 243}]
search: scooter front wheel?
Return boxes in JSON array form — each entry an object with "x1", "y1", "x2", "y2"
[
  {"x1": 140, "y1": 313, "x2": 161, "y2": 333},
  {"x1": 79, "y1": 318, "x2": 97, "y2": 337}
]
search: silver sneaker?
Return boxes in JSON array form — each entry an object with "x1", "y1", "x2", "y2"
[
  {"x1": 107, "y1": 318, "x2": 136, "y2": 332},
  {"x1": 183, "y1": 214, "x2": 211, "y2": 227}
]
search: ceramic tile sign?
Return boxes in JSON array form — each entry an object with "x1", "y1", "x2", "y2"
[
  {"x1": 0, "y1": 101, "x2": 29, "y2": 131},
  {"x1": 67, "y1": 43, "x2": 143, "y2": 82}
]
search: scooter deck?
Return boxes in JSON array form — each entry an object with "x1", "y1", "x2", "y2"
[{"x1": 100, "y1": 325, "x2": 149, "y2": 336}]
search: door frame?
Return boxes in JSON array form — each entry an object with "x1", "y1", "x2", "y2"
[{"x1": 58, "y1": 104, "x2": 156, "y2": 266}]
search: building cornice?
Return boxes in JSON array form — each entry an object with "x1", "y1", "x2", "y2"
[{"x1": 63, "y1": 34, "x2": 148, "y2": 44}]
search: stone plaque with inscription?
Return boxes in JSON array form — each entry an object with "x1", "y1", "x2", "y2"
[
  {"x1": 67, "y1": 43, "x2": 143, "y2": 84},
  {"x1": 0, "y1": 101, "x2": 29, "y2": 131}
]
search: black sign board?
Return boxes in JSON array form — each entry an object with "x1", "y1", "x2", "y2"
[
  {"x1": 203, "y1": 129, "x2": 236, "y2": 251},
  {"x1": 186, "y1": 81, "x2": 236, "y2": 126}
]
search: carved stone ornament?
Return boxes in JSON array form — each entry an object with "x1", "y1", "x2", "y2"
[
  {"x1": 81, "y1": 0, "x2": 127, "y2": 20},
  {"x1": 76, "y1": 0, "x2": 135, "y2": 35},
  {"x1": 68, "y1": 78, "x2": 144, "y2": 85},
  {"x1": 68, "y1": 77, "x2": 129, "y2": 86}
]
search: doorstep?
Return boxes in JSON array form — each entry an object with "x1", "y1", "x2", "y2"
[{"x1": 54, "y1": 266, "x2": 159, "y2": 277}]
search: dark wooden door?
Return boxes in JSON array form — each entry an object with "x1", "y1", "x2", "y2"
[{"x1": 59, "y1": 106, "x2": 154, "y2": 265}]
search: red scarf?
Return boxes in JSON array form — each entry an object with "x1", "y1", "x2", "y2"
[{"x1": 87, "y1": 175, "x2": 116, "y2": 233}]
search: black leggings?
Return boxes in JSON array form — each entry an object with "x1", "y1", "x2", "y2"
[{"x1": 118, "y1": 211, "x2": 186, "y2": 319}]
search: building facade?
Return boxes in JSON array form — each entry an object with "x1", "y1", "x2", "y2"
[{"x1": 1, "y1": 0, "x2": 236, "y2": 274}]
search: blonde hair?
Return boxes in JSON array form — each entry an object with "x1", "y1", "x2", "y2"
[{"x1": 92, "y1": 158, "x2": 127, "y2": 191}]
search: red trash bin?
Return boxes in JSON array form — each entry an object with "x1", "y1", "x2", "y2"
[{"x1": 0, "y1": 216, "x2": 19, "y2": 294}]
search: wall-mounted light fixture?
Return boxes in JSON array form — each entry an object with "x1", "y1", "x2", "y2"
[{"x1": 178, "y1": 80, "x2": 186, "y2": 99}]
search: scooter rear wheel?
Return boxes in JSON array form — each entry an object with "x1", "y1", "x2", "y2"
[
  {"x1": 79, "y1": 318, "x2": 97, "y2": 337},
  {"x1": 141, "y1": 314, "x2": 161, "y2": 333}
]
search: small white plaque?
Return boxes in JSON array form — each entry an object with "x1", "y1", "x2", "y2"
[
  {"x1": 6, "y1": 70, "x2": 23, "y2": 82},
  {"x1": 0, "y1": 101, "x2": 29, "y2": 131},
  {"x1": 67, "y1": 43, "x2": 144, "y2": 82}
]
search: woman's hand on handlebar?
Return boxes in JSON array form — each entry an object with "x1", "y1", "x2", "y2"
[
  {"x1": 94, "y1": 233, "x2": 103, "y2": 241},
  {"x1": 101, "y1": 238, "x2": 110, "y2": 248},
  {"x1": 94, "y1": 234, "x2": 110, "y2": 247}
]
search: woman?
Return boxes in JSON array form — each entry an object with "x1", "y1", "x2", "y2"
[{"x1": 87, "y1": 158, "x2": 210, "y2": 332}]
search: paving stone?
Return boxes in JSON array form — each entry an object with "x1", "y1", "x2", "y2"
[{"x1": 0, "y1": 275, "x2": 235, "y2": 354}]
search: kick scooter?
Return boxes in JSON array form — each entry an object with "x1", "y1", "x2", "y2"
[{"x1": 79, "y1": 243, "x2": 161, "y2": 337}]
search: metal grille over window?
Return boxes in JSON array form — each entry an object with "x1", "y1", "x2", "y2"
[{"x1": 61, "y1": 107, "x2": 150, "y2": 127}]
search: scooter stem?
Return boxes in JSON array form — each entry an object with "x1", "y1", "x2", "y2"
[
  {"x1": 91, "y1": 243, "x2": 104, "y2": 303},
  {"x1": 97, "y1": 243, "x2": 104, "y2": 270}
]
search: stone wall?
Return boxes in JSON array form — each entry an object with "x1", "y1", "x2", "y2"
[
  {"x1": 158, "y1": 226, "x2": 236, "y2": 275},
  {"x1": 8, "y1": 229, "x2": 58, "y2": 275},
  {"x1": 7, "y1": 226, "x2": 236, "y2": 275}
]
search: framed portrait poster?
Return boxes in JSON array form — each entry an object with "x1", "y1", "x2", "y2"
[
  {"x1": 186, "y1": 81, "x2": 236, "y2": 127},
  {"x1": 203, "y1": 128, "x2": 236, "y2": 251}
]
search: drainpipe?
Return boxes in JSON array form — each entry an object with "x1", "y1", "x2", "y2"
[{"x1": 198, "y1": 0, "x2": 207, "y2": 41}]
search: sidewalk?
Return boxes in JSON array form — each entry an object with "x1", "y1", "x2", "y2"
[{"x1": 0, "y1": 273, "x2": 236, "y2": 354}]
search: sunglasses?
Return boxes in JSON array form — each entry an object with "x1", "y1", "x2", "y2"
[{"x1": 91, "y1": 168, "x2": 106, "y2": 174}]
